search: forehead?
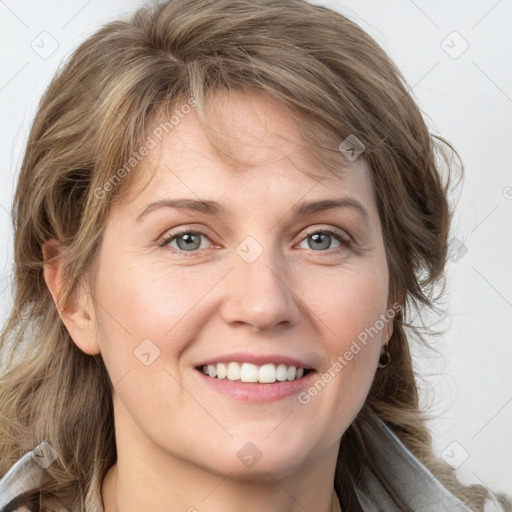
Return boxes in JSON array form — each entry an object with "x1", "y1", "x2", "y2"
[{"x1": 119, "y1": 91, "x2": 376, "y2": 217}]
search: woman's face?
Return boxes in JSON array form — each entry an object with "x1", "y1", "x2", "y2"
[{"x1": 85, "y1": 91, "x2": 393, "y2": 479}]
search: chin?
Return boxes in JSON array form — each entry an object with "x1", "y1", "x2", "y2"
[{"x1": 190, "y1": 436, "x2": 313, "y2": 479}]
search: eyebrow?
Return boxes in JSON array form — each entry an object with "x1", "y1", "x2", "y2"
[{"x1": 136, "y1": 197, "x2": 370, "y2": 224}]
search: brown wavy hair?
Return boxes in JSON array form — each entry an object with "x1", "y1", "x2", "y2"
[{"x1": 1, "y1": 0, "x2": 508, "y2": 510}]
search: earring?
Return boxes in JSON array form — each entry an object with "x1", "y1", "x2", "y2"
[{"x1": 378, "y1": 344, "x2": 391, "y2": 369}]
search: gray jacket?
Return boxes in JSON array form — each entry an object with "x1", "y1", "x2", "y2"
[{"x1": 0, "y1": 417, "x2": 509, "y2": 511}]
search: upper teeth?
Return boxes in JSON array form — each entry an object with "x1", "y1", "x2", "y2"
[{"x1": 202, "y1": 362, "x2": 305, "y2": 383}]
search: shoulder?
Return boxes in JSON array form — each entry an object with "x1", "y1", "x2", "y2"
[
  {"x1": 356, "y1": 416, "x2": 512, "y2": 511},
  {"x1": 0, "y1": 442, "x2": 51, "y2": 512},
  {"x1": 356, "y1": 417, "x2": 474, "y2": 511}
]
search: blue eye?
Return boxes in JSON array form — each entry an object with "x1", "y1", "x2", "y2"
[
  {"x1": 299, "y1": 228, "x2": 351, "y2": 252},
  {"x1": 159, "y1": 230, "x2": 210, "y2": 256},
  {"x1": 159, "y1": 227, "x2": 351, "y2": 258}
]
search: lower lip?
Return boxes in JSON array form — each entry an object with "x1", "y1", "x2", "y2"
[{"x1": 195, "y1": 369, "x2": 317, "y2": 403}]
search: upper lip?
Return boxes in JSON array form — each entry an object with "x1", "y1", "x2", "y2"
[{"x1": 196, "y1": 352, "x2": 315, "y2": 370}]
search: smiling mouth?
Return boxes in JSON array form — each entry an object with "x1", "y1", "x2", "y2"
[{"x1": 197, "y1": 362, "x2": 311, "y2": 383}]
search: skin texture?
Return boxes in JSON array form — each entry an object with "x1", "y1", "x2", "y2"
[{"x1": 43, "y1": 91, "x2": 394, "y2": 512}]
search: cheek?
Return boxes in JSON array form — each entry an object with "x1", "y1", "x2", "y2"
[
  {"x1": 91, "y1": 255, "x2": 220, "y2": 378},
  {"x1": 300, "y1": 264, "x2": 388, "y2": 423},
  {"x1": 96, "y1": 249, "x2": 179, "y2": 328},
  {"x1": 314, "y1": 262, "x2": 389, "y2": 350}
]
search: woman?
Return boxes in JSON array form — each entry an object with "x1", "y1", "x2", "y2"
[{"x1": 0, "y1": 0, "x2": 510, "y2": 510}]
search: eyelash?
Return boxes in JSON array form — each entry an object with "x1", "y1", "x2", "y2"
[{"x1": 158, "y1": 226, "x2": 352, "y2": 258}]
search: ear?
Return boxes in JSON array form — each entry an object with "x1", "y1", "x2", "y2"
[
  {"x1": 42, "y1": 239, "x2": 101, "y2": 355},
  {"x1": 383, "y1": 293, "x2": 402, "y2": 346},
  {"x1": 383, "y1": 321, "x2": 393, "y2": 346}
]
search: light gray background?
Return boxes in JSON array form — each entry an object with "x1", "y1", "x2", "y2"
[{"x1": 1, "y1": 0, "x2": 511, "y2": 496}]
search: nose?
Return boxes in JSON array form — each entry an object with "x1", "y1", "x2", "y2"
[{"x1": 219, "y1": 244, "x2": 301, "y2": 332}]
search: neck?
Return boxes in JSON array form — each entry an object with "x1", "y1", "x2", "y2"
[{"x1": 102, "y1": 465, "x2": 342, "y2": 512}]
